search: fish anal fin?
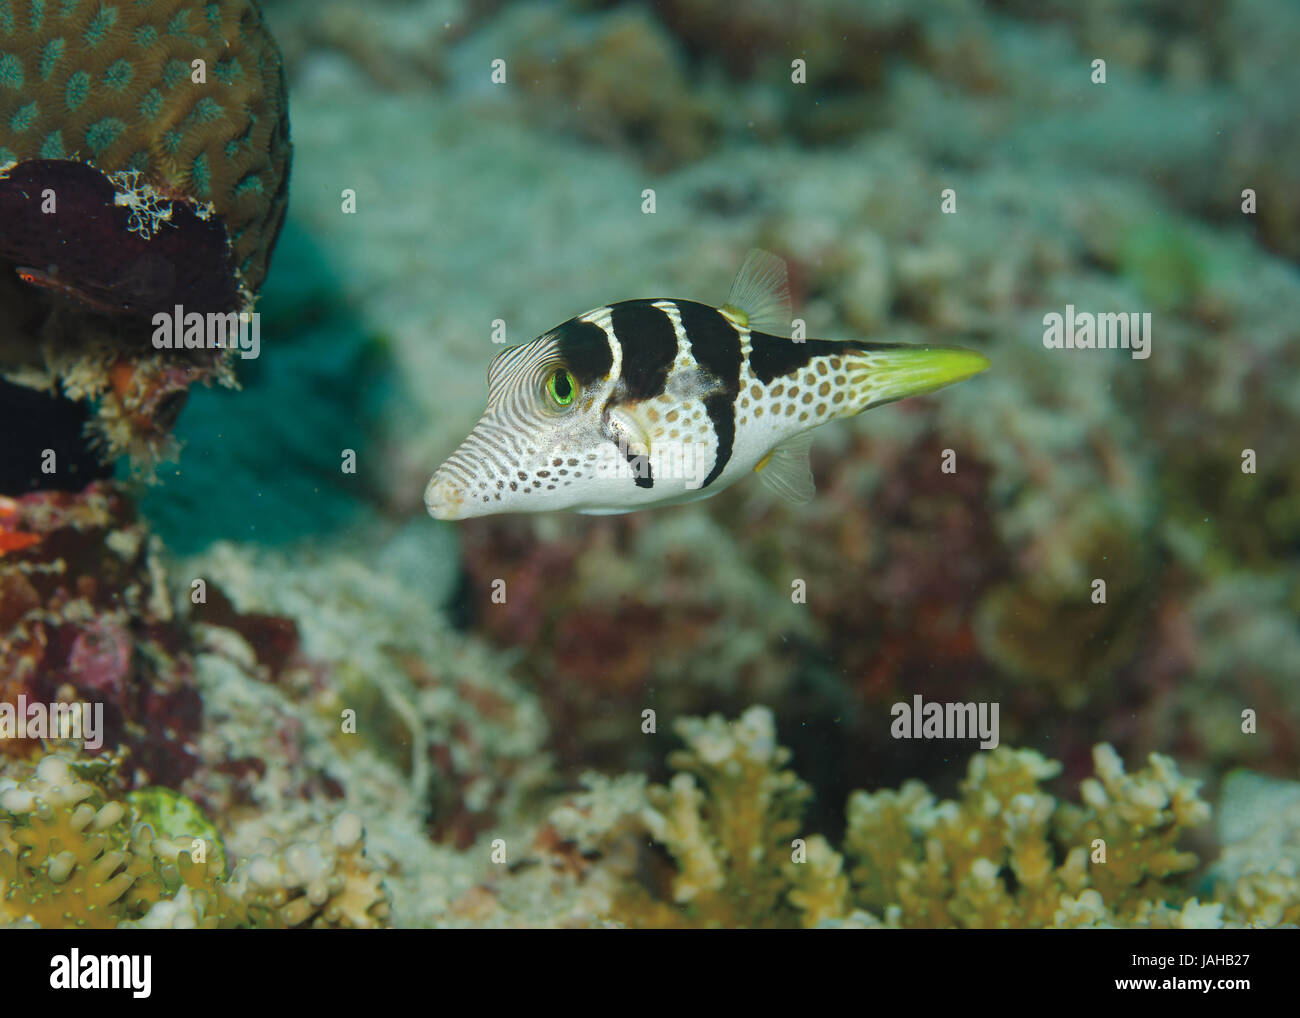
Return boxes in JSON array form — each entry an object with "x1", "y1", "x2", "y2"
[
  {"x1": 724, "y1": 248, "x2": 792, "y2": 336},
  {"x1": 754, "y1": 432, "x2": 815, "y2": 504}
]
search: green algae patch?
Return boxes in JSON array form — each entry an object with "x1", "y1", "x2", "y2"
[{"x1": 127, "y1": 787, "x2": 227, "y2": 873}]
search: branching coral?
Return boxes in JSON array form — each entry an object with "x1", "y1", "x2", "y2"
[
  {"x1": 638, "y1": 708, "x2": 821, "y2": 927},
  {"x1": 545, "y1": 708, "x2": 845, "y2": 928},
  {"x1": 1, "y1": 755, "x2": 138, "y2": 928},
  {"x1": 0, "y1": 755, "x2": 236, "y2": 928},
  {"x1": 222, "y1": 812, "x2": 390, "y2": 929},
  {"x1": 1210, "y1": 771, "x2": 1300, "y2": 927},
  {"x1": 540, "y1": 709, "x2": 1239, "y2": 929},
  {"x1": 0, "y1": 754, "x2": 388, "y2": 929},
  {"x1": 845, "y1": 743, "x2": 1211, "y2": 928}
]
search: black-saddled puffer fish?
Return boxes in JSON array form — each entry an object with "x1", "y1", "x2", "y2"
[{"x1": 425, "y1": 250, "x2": 988, "y2": 520}]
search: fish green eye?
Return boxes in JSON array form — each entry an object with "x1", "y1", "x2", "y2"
[{"x1": 546, "y1": 367, "x2": 578, "y2": 408}]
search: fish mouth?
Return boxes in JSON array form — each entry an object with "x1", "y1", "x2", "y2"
[{"x1": 424, "y1": 473, "x2": 469, "y2": 521}]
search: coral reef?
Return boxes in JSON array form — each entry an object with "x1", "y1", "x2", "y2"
[
  {"x1": 0, "y1": 0, "x2": 290, "y2": 292},
  {"x1": 844, "y1": 742, "x2": 1210, "y2": 928},
  {"x1": 458, "y1": 511, "x2": 812, "y2": 775},
  {"x1": 4, "y1": 0, "x2": 1297, "y2": 934},
  {"x1": 0, "y1": 754, "x2": 387, "y2": 928},
  {"x1": 0, "y1": 482, "x2": 202, "y2": 786},
  {"x1": 4, "y1": 690, "x2": 1294, "y2": 930},
  {"x1": 1211, "y1": 770, "x2": 1300, "y2": 927},
  {"x1": 530, "y1": 708, "x2": 1266, "y2": 929},
  {"x1": 180, "y1": 535, "x2": 550, "y2": 848},
  {"x1": 0, "y1": 0, "x2": 291, "y2": 467},
  {"x1": 464, "y1": 130, "x2": 1295, "y2": 793}
]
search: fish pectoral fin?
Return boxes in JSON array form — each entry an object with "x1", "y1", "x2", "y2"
[
  {"x1": 602, "y1": 405, "x2": 652, "y2": 459},
  {"x1": 603, "y1": 406, "x2": 655, "y2": 489},
  {"x1": 754, "y1": 432, "x2": 816, "y2": 504},
  {"x1": 722, "y1": 248, "x2": 793, "y2": 336}
]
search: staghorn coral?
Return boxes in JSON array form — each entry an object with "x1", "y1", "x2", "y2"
[
  {"x1": 257, "y1": 0, "x2": 1300, "y2": 804},
  {"x1": 0, "y1": 753, "x2": 388, "y2": 928},
  {"x1": 637, "y1": 708, "x2": 820, "y2": 928}
]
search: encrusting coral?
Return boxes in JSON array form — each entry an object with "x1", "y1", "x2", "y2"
[
  {"x1": 0, "y1": 753, "x2": 388, "y2": 928},
  {"x1": 0, "y1": 483, "x2": 205, "y2": 786}
]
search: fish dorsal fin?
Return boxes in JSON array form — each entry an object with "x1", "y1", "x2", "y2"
[
  {"x1": 754, "y1": 432, "x2": 815, "y2": 504},
  {"x1": 722, "y1": 248, "x2": 792, "y2": 336}
]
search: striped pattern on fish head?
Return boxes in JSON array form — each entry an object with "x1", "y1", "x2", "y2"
[
  {"x1": 424, "y1": 315, "x2": 622, "y2": 519},
  {"x1": 425, "y1": 299, "x2": 747, "y2": 519}
]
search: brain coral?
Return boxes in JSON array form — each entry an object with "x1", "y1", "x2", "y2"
[
  {"x1": 0, "y1": 0, "x2": 290, "y2": 296},
  {"x1": 0, "y1": 0, "x2": 290, "y2": 470}
]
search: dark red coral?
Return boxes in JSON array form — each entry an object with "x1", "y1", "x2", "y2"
[
  {"x1": 0, "y1": 483, "x2": 202, "y2": 786},
  {"x1": 0, "y1": 160, "x2": 240, "y2": 320},
  {"x1": 192, "y1": 581, "x2": 303, "y2": 681}
]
